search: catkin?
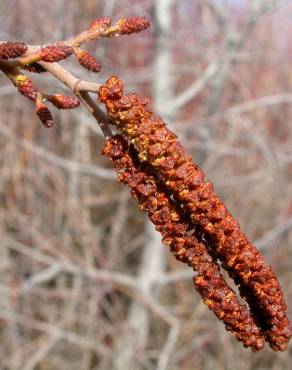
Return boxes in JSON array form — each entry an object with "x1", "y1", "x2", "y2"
[
  {"x1": 46, "y1": 94, "x2": 80, "y2": 109},
  {"x1": 0, "y1": 41, "x2": 28, "y2": 59},
  {"x1": 99, "y1": 76, "x2": 292, "y2": 351},
  {"x1": 15, "y1": 75, "x2": 38, "y2": 101},
  {"x1": 74, "y1": 47, "x2": 102, "y2": 73},
  {"x1": 102, "y1": 134, "x2": 265, "y2": 351},
  {"x1": 40, "y1": 44, "x2": 74, "y2": 63}
]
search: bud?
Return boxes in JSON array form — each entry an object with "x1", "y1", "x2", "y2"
[
  {"x1": 90, "y1": 16, "x2": 111, "y2": 30},
  {"x1": 47, "y1": 94, "x2": 80, "y2": 109},
  {"x1": 0, "y1": 41, "x2": 28, "y2": 59},
  {"x1": 116, "y1": 16, "x2": 150, "y2": 35},
  {"x1": 36, "y1": 100, "x2": 54, "y2": 128},
  {"x1": 22, "y1": 63, "x2": 46, "y2": 74},
  {"x1": 40, "y1": 44, "x2": 73, "y2": 63},
  {"x1": 74, "y1": 47, "x2": 101, "y2": 73},
  {"x1": 16, "y1": 75, "x2": 38, "y2": 101}
]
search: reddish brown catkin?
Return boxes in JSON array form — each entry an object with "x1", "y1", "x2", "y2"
[
  {"x1": 21, "y1": 63, "x2": 47, "y2": 74},
  {"x1": 40, "y1": 44, "x2": 74, "y2": 62},
  {"x1": 102, "y1": 135, "x2": 265, "y2": 351},
  {"x1": 0, "y1": 41, "x2": 28, "y2": 59},
  {"x1": 2, "y1": 68, "x2": 38, "y2": 102},
  {"x1": 46, "y1": 94, "x2": 80, "y2": 109},
  {"x1": 74, "y1": 47, "x2": 102, "y2": 73},
  {"x1": 99, "y1": 77, "x2": 292, "y2": 351},
  {"x1": 14, "y1": 75, "x2": 38, "y2": 101}
]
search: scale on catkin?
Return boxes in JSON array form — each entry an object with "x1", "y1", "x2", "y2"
[{"x1": 99, "y1": 77, "x2": 292, "y2": 351}]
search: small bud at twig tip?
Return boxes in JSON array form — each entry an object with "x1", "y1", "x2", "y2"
[
  {"x1": 74, "y1": 47, "x2": 102, "y2": 73},
  {"x1": 0, "y1": 41, "x2": 28, "y2": 59},
  {"x1": 46, "y1": 94, "x2": 80, "y2": 109},
  {"x1": 36, "y1": 99, "x2": 54, "y2": 128}
]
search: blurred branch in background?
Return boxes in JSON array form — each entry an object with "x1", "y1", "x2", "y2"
[
  {"x1": 113, "y1": 2, "x2": 174, "y2": 369},
  {"x1": 0, "y1": 0, "x2": 292, "y2": 370}
]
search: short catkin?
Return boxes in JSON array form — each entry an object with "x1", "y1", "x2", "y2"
[{"x1": 0, "y1": 41, "x2": 28, "y2": 59}]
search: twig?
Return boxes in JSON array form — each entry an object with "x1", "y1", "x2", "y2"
[
  {"x1": 170, "y1": 61, "x2": 219, "y2": 111},
  {"x1": 38, "y1": 61, "x2": 112, "y2": 137},
  {"x1": 0, "y1": 309, "x2": 109, "y2": 355},
  {"x1": 0, "y1": 120, "x2": 115, "y2": 179},
  {"x1": 21, "y1": 333, "x2": 62, "y2": 370},
  {"x1": 255, "y1": 216, "x2": 292, "y2": 250}
]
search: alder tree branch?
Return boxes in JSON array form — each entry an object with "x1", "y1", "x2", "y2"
[
  {"x1": 0, "y1": 8, "x2": 291, "y2": 361},
  {"x1": 0, "y1": 15, "x2": 150, "y2": 133},
  {"x1": 38, "y1": 61, "x2": 112, "y2": 137}
]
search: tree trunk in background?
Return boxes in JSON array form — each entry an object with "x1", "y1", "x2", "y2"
[{"x1": 113, "y1": 1, "x2": 174, "y2": 369}]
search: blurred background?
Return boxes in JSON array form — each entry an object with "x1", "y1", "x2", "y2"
[{"x1": 0, "y1": 1, "x2": 292, "y2": 369}]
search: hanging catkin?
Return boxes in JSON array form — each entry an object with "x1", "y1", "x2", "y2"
[
  {"x1": 99, "y1": 77, "x2": 292, "y2": 351},
  {"x1": 102, "y1": 134, "x2": 265, "y2": 351}
]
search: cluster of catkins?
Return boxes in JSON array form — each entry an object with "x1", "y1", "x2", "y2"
[
  {"x1": 99, "y1": 76, "x2": 291, "y2": 351},
  {"x1": 0, "y1": 16, "x2": 149, "y2": 127},
  {"x1": 1, "y1": 15, "x2": 291, "y2": 351}
]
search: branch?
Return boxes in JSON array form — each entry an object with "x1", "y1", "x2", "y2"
[
  {"x1": 170, "y1": 61, "x2": 219, "y2": 111},
  {"x1": 0, "y1": 15, "x2": 150, "y2": 134},
  {"x1": 0, "y1": 120, "x2": 115, "y2": 179},
  {"x1": 38, "y1": 61, "x2": 112, "y2": 137}
]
